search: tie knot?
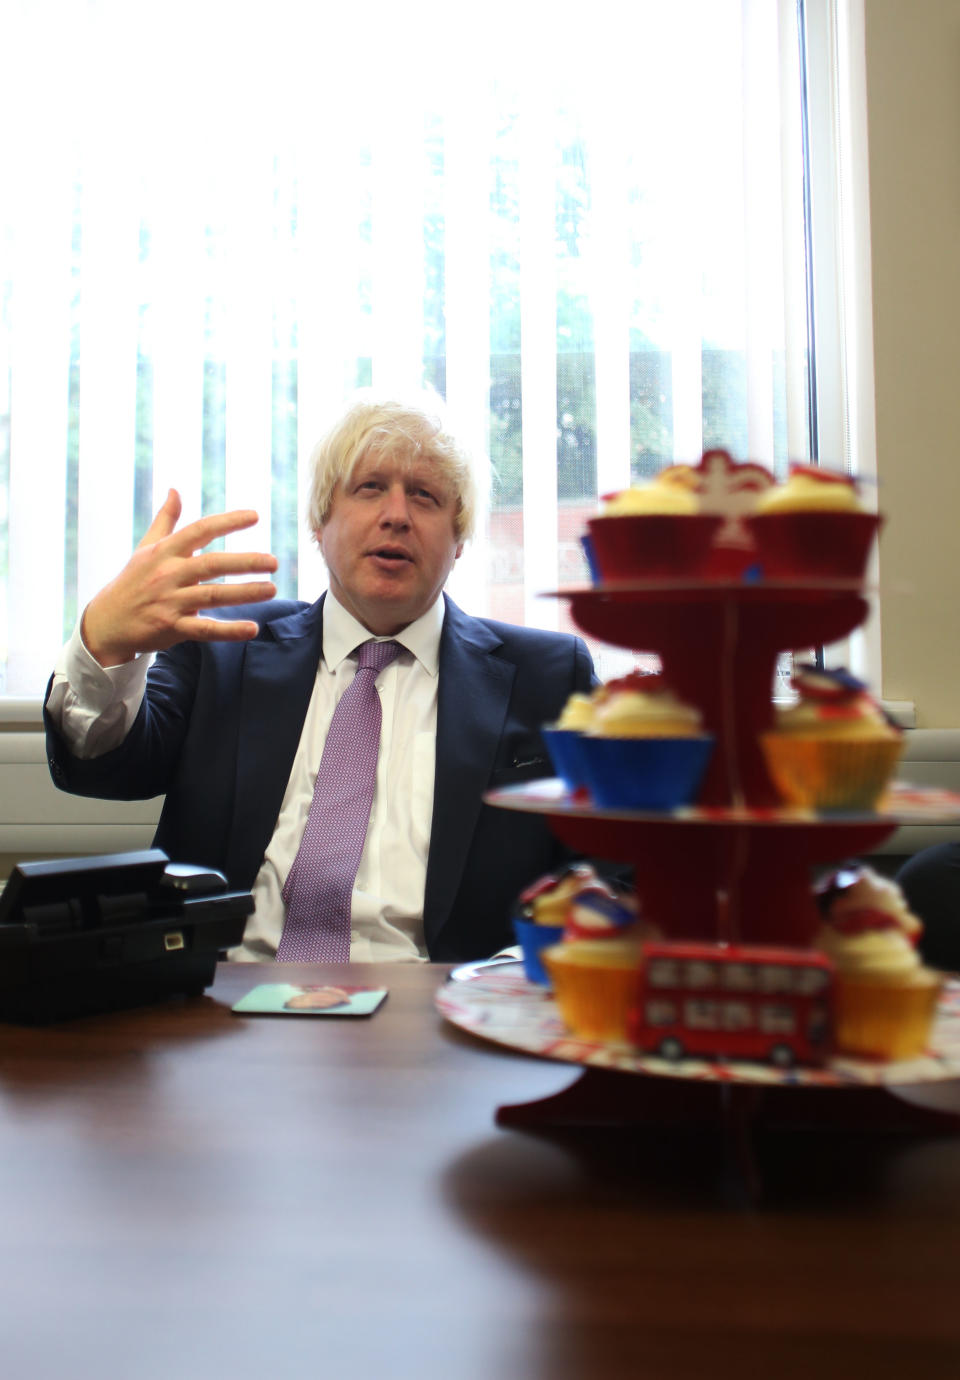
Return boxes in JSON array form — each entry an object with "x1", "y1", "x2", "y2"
[{"x1": 357, "y1": 639, "x2": 401, "y2": 674}]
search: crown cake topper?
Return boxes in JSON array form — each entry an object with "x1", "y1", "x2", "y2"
[{"x1": 659, "y1": 449, "x2": 775, "y2": 549}]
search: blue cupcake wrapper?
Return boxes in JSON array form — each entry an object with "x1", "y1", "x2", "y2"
[
  {"x1": 580, "y1": 533, "x2": 602, "y2": 584},
  {"x1": 578, "y1": 735, "x2": 714, "y2": 810},
  {"x1": 542, "y1": 727, "x2": 591, "y2": 792},
  {"x1": 513, "y1": 916, "x2": 564, "y2": 985}
]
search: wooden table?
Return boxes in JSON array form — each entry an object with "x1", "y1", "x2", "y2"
[{"x1": 2, "y1": 961, "x2": 960, "y2": 1379}]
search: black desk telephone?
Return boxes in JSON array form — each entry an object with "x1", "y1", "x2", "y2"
[{"x1": 0, "y1": 849, "x2": 253, "y2": 1022}]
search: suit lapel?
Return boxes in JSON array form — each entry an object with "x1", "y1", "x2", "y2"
[
  {"x1": 221, "y1": 592, "x2": 516, "y2": 942},
  {"x1": 423, "y1": 598, "x2": 515, "y2": 951},
  {"x1": 224, "y1": 598, "x2": 325, "y2": 886}
]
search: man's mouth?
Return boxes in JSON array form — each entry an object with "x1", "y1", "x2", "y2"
[{"x1": 369, "y1": 547, "x2": 413, "y2": 564}]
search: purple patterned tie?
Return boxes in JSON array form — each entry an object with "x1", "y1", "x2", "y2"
[{"x1": 277, "y1": 638, "x2": 401, "y2": 962}]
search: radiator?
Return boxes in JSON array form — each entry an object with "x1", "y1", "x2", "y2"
[{"x1": 3, "y1": 728, "x2": 960, "y2": 860}]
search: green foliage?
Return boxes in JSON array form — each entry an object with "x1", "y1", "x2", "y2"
[{"x1": 271, "y1": 359, "x2": 299, "y2": 597}]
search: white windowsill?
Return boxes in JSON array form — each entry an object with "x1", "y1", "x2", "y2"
[
  {"x1": 0, "y1": 699, "x2": 46, "y2": 727},
  {"x1": 2, "y1": 702, "x2": 956, "y2": 861}
]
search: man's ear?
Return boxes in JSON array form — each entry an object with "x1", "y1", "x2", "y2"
[{"x1": 455, "y1": 542, "x2": 464, "y2": 560}]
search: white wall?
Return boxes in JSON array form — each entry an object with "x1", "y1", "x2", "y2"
[{"x1": 866, "y1": 0, "x2": 960, "y2": 725}]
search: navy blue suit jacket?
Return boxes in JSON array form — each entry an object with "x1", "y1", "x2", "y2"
[{"x1": 45, "y1": 595, "x2": 596, "y2": 960}]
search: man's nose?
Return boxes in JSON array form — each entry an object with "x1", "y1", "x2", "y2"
[{"x1": 378, "y1": 483, "x2": 411, "y2": 526}]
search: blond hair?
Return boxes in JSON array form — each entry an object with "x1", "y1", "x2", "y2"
[{"x1": 307, "y1": 392, "x2": 480, "y2": 542}]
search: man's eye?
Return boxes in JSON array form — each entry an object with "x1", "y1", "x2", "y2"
[{"x1": 413, "y1": 487, "x2": 438, "y2": 503}]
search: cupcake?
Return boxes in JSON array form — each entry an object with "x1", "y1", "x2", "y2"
[
  {"x1": 761, "y1": 665, "x2": 902, "y2": 812},
  {"x1": 745, "y1": 464, "x2": 882, "y2": 579},
  {"x1": 577, "y1": 674, "x2": 714, "y2": 810},
  {"x1": 815, "y1": 865, "x2": 943, "y2": 1060},
  {"x1": 542, "y1": 690, "x2": 598, "y2": 793},
  {"x1": 587, "y1": 472, "x2": 722, "y2": 581},
  {"x1": 542, "y1": 932, "x2": 645, "y2": 1043},
  {"x1": 602, "y1": 473, "x2": 699, "y2": 517},
  {"x1": 538, "y1": 877, "x2": 654, "y2": 1038},
  {"x1": 562, "y1": 879, "x2": 640, "y2": 940},
  {"x1": 512, "y1": 863, "x2": 599, "y2": 985},
  {"x1": 591, "y1": 673, "x2": 702, "y2": 736}
]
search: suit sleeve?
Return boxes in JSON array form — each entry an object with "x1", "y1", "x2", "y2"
[
  {"x1": 45, "y1": 640, "x2": 201, "y2": 802},
  {"x1": 575, "y1": 635, "x2": 599, "y2": 693}
]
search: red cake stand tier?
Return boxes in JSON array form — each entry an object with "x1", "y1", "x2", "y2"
[
  {"x1": 556, "y1": 580, "x2": 869, "y2": 809},
  {"x1": 487, "y1": 783, "x2": 897, "y2": 947}
]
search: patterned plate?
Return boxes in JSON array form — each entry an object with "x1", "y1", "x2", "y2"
[
  {"x1": 484, "y1": 778, "x2": 960, "y2": 826},
  {"x1": 436, "y1": 966, "x2": 960, "y2": 1088}
]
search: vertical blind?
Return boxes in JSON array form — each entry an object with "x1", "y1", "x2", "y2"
[{"x1": 1, "y1": 0, "x2": 818, "y2": 695}]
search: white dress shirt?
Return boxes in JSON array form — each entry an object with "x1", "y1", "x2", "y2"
[{"x1": 46, "y1": 592, "x2": 443, "y2": 963}]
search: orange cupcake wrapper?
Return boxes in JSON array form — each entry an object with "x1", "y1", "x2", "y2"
[
  {"x1": 761, "y1": 736, "x2": 902, "y2": 810},
  {"x1": 832, "y1": 973, "x2": 942, "y2": 1060},
  {"x1": 545, "y1": 960, "x2": 641, "y2": 1044}
]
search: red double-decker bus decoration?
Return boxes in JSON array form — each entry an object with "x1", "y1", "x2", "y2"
[{"x1": 629, "y1": 941, "x2": 835, "y2": 1068}]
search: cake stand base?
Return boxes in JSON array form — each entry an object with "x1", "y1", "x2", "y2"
[
  {"x1": 495, "y1": 1068, "x2": 960, "y2": 1206},
  {"x1": 495, "y1": 1065, "x2": 960, "y2": 1135}
]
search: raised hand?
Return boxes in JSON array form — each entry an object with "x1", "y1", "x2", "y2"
[{"x1": 81, "y1": 490, "x2": 279, "y2": 667}]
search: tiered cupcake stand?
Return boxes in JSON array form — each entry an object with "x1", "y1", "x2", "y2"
[{"x1": 436, "y1": 573, "x2": 960, "y2": 1153}]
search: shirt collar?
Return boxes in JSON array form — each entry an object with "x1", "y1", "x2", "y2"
[{"x1": 322, "y1": 590, "x2": 445, "y2": 677}]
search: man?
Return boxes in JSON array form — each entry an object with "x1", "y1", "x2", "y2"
[
  {"x1": 45, "y1": 395, "x2": 596, "y2": 962},
  {"x1": 896, "y1": 844, "x2": 960, "y2": 972}
]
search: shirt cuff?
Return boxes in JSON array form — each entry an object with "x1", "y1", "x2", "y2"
[
  {"x1": 46, "y1": 622, "x2": 153, "y2": 758},
  {"x1": 57, "y1": 621, "x2": 151, "y2": 709}
]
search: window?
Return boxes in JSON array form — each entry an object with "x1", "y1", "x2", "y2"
[
  {"x1": 758, "y1": 1003, "x2": 797, "y2": 1035},
  {"x1": 683, "y1": 959, "x2": 720, "y2": 991},
  {"x1": 721, "y1": 962, "x2": 757, "y2": 992},
  {"x1": 757, "y1": 964, "x2": 795, "y2": 995},
  {"x1": 720, "y1": 1001, "x2": 753, "y2": 1032},
  {"x1": 0, "y1": 0, "x2": 858, "y2": 697},
  {"x1": 684, "y1": 999, "x2": 722, "y2": 1032},
  {"x1": 648, "y1": 958, "x2": 680, "y2": 989},
  {"x1": 645, "y1": 998, "x2": 678, "y2": 1027},
  {"x1": 793, "y1": 965, "x2": 831, "y2": 996}
]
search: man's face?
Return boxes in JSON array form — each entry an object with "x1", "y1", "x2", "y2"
[
  {"x1": 284, "y1": 987, "x2": 351, "y2": 1011},
  {"x1": 317, "y1": 448, "x2": 463, "y2": 635}
]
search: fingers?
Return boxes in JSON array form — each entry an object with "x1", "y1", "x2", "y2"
[
  {"x1": 181, "y1": 579, "x2": 278, "y2": 611},
  {"x1": 165, "y1": 508, "x2": 265, "y2": 556},
  {"x1": 84, "y1": 492, "x2": 280, "y2": 667},
  {"x1": 190, "y1": 549, "x2": 279, "y2": 583},
  {"x1": 138, "y1": 495, "x2": 266, "y2": 560},
  {"x1": 138, "y1": 489, "x2": 183, "y2": 549},
  {"x1": 174, "y1": 616, "x2": 265, "y2": 644}
]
